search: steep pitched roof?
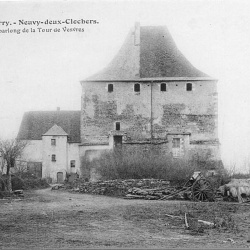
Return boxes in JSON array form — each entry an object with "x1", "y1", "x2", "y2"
[
  {"x1": 85, "y1": 24, "x2": 208, "y2": 81},
  {"x1": 43, "y1": 124, "x2": 68, "y2": 136},
  {"x1": 86, "y1": 27, "x2": 140, "y2": 81},
  {"x1": 17, "y1": 111, "x2": 81, "y2": 142},
  {"x1": 140, "y1": 26, "x2": 207, "y2": 78}
]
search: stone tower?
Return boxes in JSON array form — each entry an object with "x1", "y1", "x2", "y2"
[{"x1": 80, "y1": 23, "x2": 220, "y2": 163}]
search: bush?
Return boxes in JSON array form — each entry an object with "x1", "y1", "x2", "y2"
[
  {"x1": 1, "y1": 175, "x2": 25, "y2": 190},
  {"x1": 22, "y1": 178, "x2": 50, "y2": 190},
  {"x1": 12, "y1": 176, "x2": 25, "y2": 190},
  {"x1": 14, "y1": 171, "x2": 50, "y2": 190},
  {"x1": 0, "y1": 174, "x2": 50, "y2": 191},
  {"x1": 82, "y1": 148, "x2": 197, "y2": 184}
]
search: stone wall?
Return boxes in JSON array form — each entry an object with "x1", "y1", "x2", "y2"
[{"x1": 81, "y1": 80, "x2": 218, "y2": 155}]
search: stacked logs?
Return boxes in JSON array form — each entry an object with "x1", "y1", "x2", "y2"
[
  {"x1": 70, "y1": 179, "x2": 175, "y2": 198},
  {"x1": 64, "y1": 178, "x2": 190, "y2": 200},
  {"x1": 125, "y1": 186, "x2": 188, "y2": 200}
]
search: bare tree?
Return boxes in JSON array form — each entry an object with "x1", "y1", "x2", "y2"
[{"x1": 0, "y1": 139, "x2": 27, "y2": 191}]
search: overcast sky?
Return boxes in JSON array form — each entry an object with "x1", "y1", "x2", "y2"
[{"x1": 0, "y1": 0, "x2": 250, "y2": 172}]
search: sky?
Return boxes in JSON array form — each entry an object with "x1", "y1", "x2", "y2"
[{"x1": 0, "y1": 0, "x2": 250, "y2": 172}]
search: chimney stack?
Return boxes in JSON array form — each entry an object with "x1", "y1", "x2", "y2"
[{"x1": 134, "y1": 22, "x2": 140, "y2": 46}]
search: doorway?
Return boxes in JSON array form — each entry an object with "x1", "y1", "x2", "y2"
[{"x1": 57, "y1": 172, "x2": 64, "y2": 183}]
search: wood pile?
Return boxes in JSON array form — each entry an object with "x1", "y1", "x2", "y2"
[
  {"x1": 70, "y1": 179, "x2": 173, "y2": 198},
  {"x1": 125, "y1": 186, "x2": 188, "y2": 200}
]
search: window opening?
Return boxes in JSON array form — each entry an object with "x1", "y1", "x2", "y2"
[
  {"x1": 108, "y1": 84, "x2": 113, "y2": 92},
  {"x1": 186, "y1": 83, "x2": 192, "y2": 91},
  {"x1": 134, "y1": 83, "x2": 140, "y2": 92},
  {"x1": 70, "y1": 160, "x2": 76, "y2": 168},
  {"x1": 51, "y1": 154, "x2": 56, "y2": 162},
  {"x1": 161, "y1": 83, "x2": 167, "y2": 92},
  {"x1": 172, "y1": 138, "x2": 182, "y2": 158},
  {"x1": 172, "y1": 138, "x2": 181, "y2": 148},
  {"x1": 51, "y1": 139, "x2": 56, "y2": 146},
  {"x1": 115, "y1": 122, "x2": 120, "y2": 131}
]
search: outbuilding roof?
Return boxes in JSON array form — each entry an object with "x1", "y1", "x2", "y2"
[
  {"x1": 85, "y1": 23, "x2": 208, "y2": 81},
  {"x1": 17, "y1": 111, "x2": 81, "y2": 142}
]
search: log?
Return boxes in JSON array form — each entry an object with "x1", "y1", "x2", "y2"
[
  {"x1": 165, "y1": 213, "x2": 214, "y2": 227},
  {"x1": 184, "y1": 213, "x2": 189, "y2": 229},
  {"x1": 165, "y1": 214, "x2": 182, "y2": 219},
  {"x1": 198, "y1": 220, "x2": 214, "y2": 226},
  {"x1": 145, "y1": 195, "x2": 160, "y2": 200},
  {"x1": 124, "y1": 194, "x2": 145, "y2": 199},
  {"x1": 161, "y1": 187, "x2": 191, "y2": 200}
]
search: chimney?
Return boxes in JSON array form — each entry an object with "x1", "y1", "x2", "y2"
[
  {"x1": 134, "y1": 22, "x2": 140, "y2": 46},
  {"x1": 57, "y1": 107, "x2": 60, "y2": 111}
]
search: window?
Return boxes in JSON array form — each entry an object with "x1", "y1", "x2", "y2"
[
  {"x1": 51, "y1": 139, "x2": 56, "y2": 146},
  {"x1": 51, "y1": 154, "x2": 56, "y2": 162},
  {"x1": 108, "y1": 84, "x2": 113, "y2": 92},
  {"x1": 115, "y1": 122, "x2": 120, "y2": 131},
  {"x1": 134, "y1": 83, "x2": 140, "y2": 92},
  {"x1": 172, "y1": 138, "x2": 181, "y2": 148},
  {"x1": 172, "y1": 138, "x2": 181, "y2": 158},
  {"x1": 70, "y1": 160, "x2": 76, "y2": 168},
  {"x1": 161, "y1": 83, "x2": 167, "y2": 92},
  {"x1": 186, "y1": 83, "x2": 192, "y2": 91}
]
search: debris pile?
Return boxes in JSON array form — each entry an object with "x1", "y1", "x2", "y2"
[
  {"x1": 76, "y1": 179, "x2": 172, "y2": 197},
  {"x1": 125, "y1": 186, "x2": 187, "y2": 200},
  {"x1": 218, "y1": 179, "x2": 250, "y2": 203},
  {"x1": 53, "y1": 179, "x2": 179, "y2": 198}
]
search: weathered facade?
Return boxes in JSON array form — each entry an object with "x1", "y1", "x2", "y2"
[
  {"x1": 18, "y1": 110, "x2": 81, "y2": 182},
  {"x1": 80, "y1": 23, "x2": 219, "y2": 161},
  {"x1": 18, "y1": 23, "x2": 220, "y2": 182}
]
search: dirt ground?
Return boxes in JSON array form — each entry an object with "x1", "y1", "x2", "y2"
[{"x1": 1, "y1": 188, "x2": 250, "y2": 249}]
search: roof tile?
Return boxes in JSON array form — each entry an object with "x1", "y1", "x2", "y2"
[{"x1": 17, "y1": 111, "x2": 81, "y2": 142}]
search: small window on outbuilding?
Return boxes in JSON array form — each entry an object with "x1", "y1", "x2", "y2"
[
  {"x1": 51, "y1": 139, "x2": 56, "y2": 146},
  {"x1": 108, "y1": 84, "x2": 113, "y2": 92},
  {"x1": 186, "y1": 83, "x2": 192, "y2": 91},
  {"x1": 161, "y1": 83, "x2": 167, "y2": 92},
  {"x1": 134, "y1": 83, "x2": 140, "y2": 92},
  {"x1": 52, "y1": 154, "x2": 56, "y2": 162},
  {"x1": 172, "y1": 138, "x2": 182, "y2": 158},
  {"x1": 115, "y1": 122, "x2": 120, "y2": 131},
  {"x1": 172, "y1": 138, "x2": 181, "y2": 148},
  {"x1": 70, "y1": 160, "x2": 75, "y2": 168}
]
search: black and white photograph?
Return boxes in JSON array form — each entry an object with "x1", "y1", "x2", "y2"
[{"x1": 0, "y1": 0, "x2": 250, "y2": 248}]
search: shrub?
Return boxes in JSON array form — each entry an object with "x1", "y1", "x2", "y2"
[
  {"x1": 82, "y1": 148, "x2": 197, "y2": 184},
  {"x1": 11, "y1": 176, "x2": 25, "y2": 190},
  {"x1": 23, "y1": 178, "x2": 49, "y2": 190},
  {"x1": 1, "y1": 175, "x2": 25, "y2": 190}
]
